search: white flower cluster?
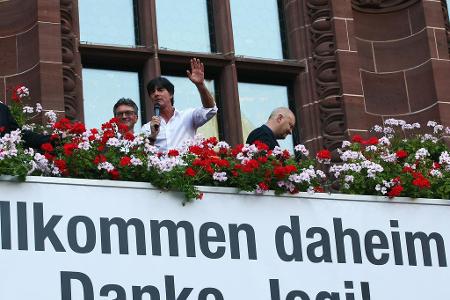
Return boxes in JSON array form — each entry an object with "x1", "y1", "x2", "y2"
[
  {"x1": 22, "y1": 106, "x2": 34, "y2": 114},
  {"x1": 380, "y1": 151, "x2": 397, "y2": 163},
  {"x1": 277, "y1": 180, "x2": 296, "y2": 193},
  {"x1": 294, "y1": 144, "x2": 309, "y2": 156},
  {"x1": 44, "y1": 111, "x2": 57, "y2": 125},
  {"x1": 375, "y1": 179, "x2": 397, "y2": 195},
  {"x1": 130, "y1": 156, "x2": 143, "y2": 166},
  {"x1": 98, "y1": 162, "x2": 115, "y2": 172},
  {"x1": 147, "y1": 153, "x2": 186, "y2": 172},
  {"x1": 439, "y1": 151, "x2": 450, "y2": 170},
  {"x1": 420, "y1": 134, "x2": 438, "y2": 143},
  {"x1": 330, "y1": 160, "x2": 383, "y2": 179},
  {"x1": 213, "y1": 171, "x2": 228, "y2": 182},
  {"x1": 0, "y1": 130, "x2": 22, "y2": 160},
  {"x1": 15, "y1": 86, "x2": 29, "y2": 98},
  {"x1": 339, "y1": 150, "x2": 364, "y2": 162},
  {"x1": 415, "y1": 148, "x2": 430, "y2": 160},
  {"x1": 30, "y1": 152, "x2": 51, "y2": 175}
]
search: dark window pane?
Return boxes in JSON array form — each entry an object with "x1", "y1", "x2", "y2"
[
  {"x1": 239, "y1": 82, "x2": 293, "y2": 151},
  {"x1": 164, "y1": 75, "x2": 218, "y2": 139},
  {"x1": 230, "y1": 0, "x2": 283, "y2": 59},
  {"x1": 82, "y1": 69, "x2": 141, "y2": 131},
  {"x1": 79, "y1": 0, "x2": 137, "y2": 46},
  {"x1": 156, "y1": 0, "x2": 211, "y2": 52}
]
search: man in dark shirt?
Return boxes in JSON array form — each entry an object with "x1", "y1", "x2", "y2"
[
  {"x1": 246, "y1": 107, "x2": 295, "y2": 150},
  {"x1": 0, "y1": 102, "x2": 50, "y2": 149}
]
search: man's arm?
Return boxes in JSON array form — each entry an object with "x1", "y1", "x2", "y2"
[
  {"x1": 186, "y1": 58, "x2": 215, "y2": 108},
  {"x1": 0, "y1": 102, "x2": 19, "y2": 133}
]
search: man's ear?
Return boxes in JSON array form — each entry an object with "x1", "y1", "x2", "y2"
[{"x1": 277, "y1": 113, "x2": 284, "y2": 123}]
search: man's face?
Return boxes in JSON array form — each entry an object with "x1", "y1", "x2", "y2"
[
  {"x1": 114, "y1": 104, "x2": 138, "y2": 132},
  {"x1": 275, "y1": 113, "x2": 295, "y2": 139},
  {"x1": 149, "y1": 87, "x2": 173, "y2": 110}
]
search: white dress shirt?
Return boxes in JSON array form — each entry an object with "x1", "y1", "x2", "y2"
[{"x1": 142, "y1": 106, "x2": 218, "y2": 152}]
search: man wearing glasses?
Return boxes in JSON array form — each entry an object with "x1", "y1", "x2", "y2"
[{"x1": 113, "y1": 98, "x2": 139, "y2": 134}]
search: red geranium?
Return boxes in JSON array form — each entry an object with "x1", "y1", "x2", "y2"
[
  {"x1": 41, "y1": 142, "x2": 54, "y2": 153},
  {"x1": 168, "y1": 149, "x2": 179, "y2": 157},
  {"x1": 352, "y1": 135, "x2": 363, "y2": 143},
  {"x1": 388, "y1": 185, "x2": 403, "y2": 198},
  {"x1": 185, "y1": 167, "x2": 196, "y2": 177},
  {"x1": 120, "y1": 156, "x2": 132, "y2": 167},
  {"x1": 395, "y1": 150, "x2": 408, "y2": 159}
]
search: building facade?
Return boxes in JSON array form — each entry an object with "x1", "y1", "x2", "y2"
[{"x1": 0, "y1": 0, "x2": 449, "y2": 154}]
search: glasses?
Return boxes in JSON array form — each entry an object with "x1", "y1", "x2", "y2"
[{"x1": 115, "y1": 110, "x2": 136, "y2": 117}]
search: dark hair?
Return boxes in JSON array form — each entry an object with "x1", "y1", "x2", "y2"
[
  {"x1": 113, "y1": 98, "x2": 138, "y2": 116},
  {"x1": 146, "y1": 76, "x2": 175, "y2": 105}
]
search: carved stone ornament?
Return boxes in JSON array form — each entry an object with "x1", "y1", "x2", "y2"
[
  {"x1": 306, "y1": 0, "x2": 346, "y2": 154},
  {"x1": 352, "y1": 0, "x2": 420, "y2": 13},
  {"x1": 60, "y1": 0, "x2": 80, "y2": 121}
]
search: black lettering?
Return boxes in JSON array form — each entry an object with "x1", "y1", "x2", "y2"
[
  {"x1": 334, "y1": 218, "x2": 362, "y2": 263},
  {"x1": 364, "y1": 230, "x2": 389, "y2": 265},
  {"x1": 60, "y1": 271, "x2": 94, "y2": 300},
  {"x1": 199, "y1": 222, "x2": 225, "y2": 259},
  {"x1": 361, "y1": 282, "x2": 371, "y2": 300},
  {"x1": 198, "y1": 288, "x2": 224, "y2": 300},
  {"x1": 269, "y1": 279, "x2": 281, "y2": 300},
  {"x1": 67, "y1": 216, "x2": 96, "y2": 253},
  {"x1": 406, "y1": 231, "x2": 447, "y2": 267},
  {"x1": 275, "y1": 216, "x2": 303, "y2": 261},
  {"x1": 132, "y1": 285, "x2": 160, "y2": 300},
  {"x1": 344, "y1": 281, "x2": 355, "y2": 300},
  {"x1": 390, "y1": 220, "x2": 403, "y2": 265},
  {"x1": 0, "y1": 201, "x2": 11, "y2": 249},
  {"x1": 165, "y1": 275, "x2": 193, "y2": 300},
  {"x1": 34, "y1": 202, "x2": 65, "y2": 252},
  {"x1": 306, "y1": 227, "x2": 332, "y2": 263},
  {"x1": 229, "y1": 223, "x2": 257, "y2": 260},
  {"x1": 316, "y1": 291, "x2": 340, "y2": 300},
  {"x1": 100, "y1": 217, "x2": 146, "y2": 255},
  {"x1": 17, "y1": 202, "x2": 28, "y2": 250},
  {"x1": 100, "y1": 284, "x2": 127, "y2": 300},
  {"x1": 287, "y1": 290, "x2": 310, "y2": 300},
  {"x1": 150, "y1": 220, "x2": 196, "y2": 257}
]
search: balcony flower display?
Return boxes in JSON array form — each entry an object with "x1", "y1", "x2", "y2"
[
  {"x1": 2, "y1": 85, "x2": 450, "y2": 202},
  {"x1": 329, "y1": 119, "x2": 450, "y2": 199}
]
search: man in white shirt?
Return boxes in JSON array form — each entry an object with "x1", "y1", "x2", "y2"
[{"x1": 142, "y1": 58, "x2": 218, "y2": 152}]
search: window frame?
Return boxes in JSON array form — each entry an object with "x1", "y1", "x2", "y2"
[{"x1": 78, "y1": 0, "x2": 305, "y2": 145}]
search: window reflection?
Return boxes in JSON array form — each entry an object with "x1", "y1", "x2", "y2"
[
  {"x1": 164, "y1": 75, "x2": 218, "y2": 139},
  {"x1": 156, "y1": 0, "x2": 212, "y2": 53},
  {"x1": 448, "y1": 0, "x2": 450, "y2": 20},
  {"x1": 82, "y1": 69, "x2": 141, "y2": 132},
  {"x1": 79, "y1": 0, "x2": 137, "y2": 46},
  {"x1": 230, "y1": 0, "x2": 284, "y2": 59},
  {"x1": 238, "y1": 82, "x2": 293, "y2": 151}
]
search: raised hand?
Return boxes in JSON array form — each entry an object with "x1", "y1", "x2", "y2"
[{"x1": 186, "y1": 58, "x2": 204, "y2": 86}]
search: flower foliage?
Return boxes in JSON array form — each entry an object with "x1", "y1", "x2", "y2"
[
  {"x1": 1, "y1": 86, "x2": 326, "y2": 203},
  {"x1": 2, "y1": 86, "x2": 450, "y2": 203},
  {"x1": 330, "y1": 119, "x2": 450, "y2": 199}
]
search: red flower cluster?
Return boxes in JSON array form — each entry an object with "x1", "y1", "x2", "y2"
[{"x1": 351, "y1": 135, "x2": 378, "y2": 145}]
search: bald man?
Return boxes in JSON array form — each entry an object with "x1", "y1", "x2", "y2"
[{"x1": 246, "y1": 107, "x2": 295, "y2": 150}]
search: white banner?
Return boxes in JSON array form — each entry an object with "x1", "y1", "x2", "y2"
[{"x1": 0, "y1": 176, "x2": 449, "y2": 300}]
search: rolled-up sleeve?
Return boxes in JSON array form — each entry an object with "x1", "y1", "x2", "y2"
[{"x1": 192, "y1": 106, "x2": 218, "y2": 128}]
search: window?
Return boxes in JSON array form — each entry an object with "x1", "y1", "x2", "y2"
[
  {"x1": 78, "y1": 1, "x2": 305, "y2": 150},
  {"x1": 239, "y1": 82, "x2": 294, "y2": 151},
  {"x1": 78, "y1": 0, "x2": 137, "y2": 46},
  {"x1": 164, "y1": 75, "x2": 218, "y2": 139},
  {"x1": 82, "y1": 69, "x2": 141, "y2": 131},
  {"x1": 230, "y1": 0, "x2": 284, "y2": 59},
  {"x1": 156, "y1": 0, "x2": 212, "y2": 52}
]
